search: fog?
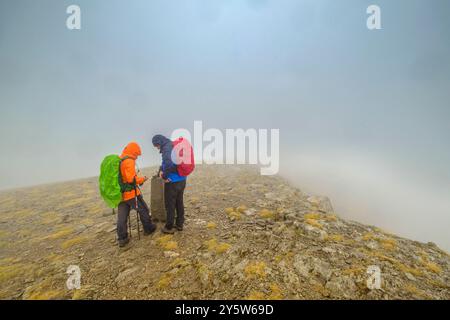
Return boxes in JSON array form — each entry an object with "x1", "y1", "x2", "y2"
[
  {"x1": 0, "y1": 0, "x2": 449, "y2": 250},
  {"x1": 280, "y1": 149, "x2": 450, "y2": 251}
]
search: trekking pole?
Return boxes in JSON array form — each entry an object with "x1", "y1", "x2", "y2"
[
  {"x1": 136, "y1": 211, "x2": 140, "y2": 239},
  {"x1": 128, "y1": 212, "x2": 132, "y2": 238},
  {"x1": 134, "y1": 178, "x2": 141, "y2": 240}
]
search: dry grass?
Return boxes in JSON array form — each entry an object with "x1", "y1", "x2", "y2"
[
  {"x1": 419, "y1": 252, "x2": 442, "y2": 274},
  {"x1": 206, "y1": 221, "x2": 217, "y2": 229},
  {"x1": 61, "y1": 236, "x2": 87, "y2": 249},
  {"x1": 246, "y1": 291, "x2": 266, "y2": 300},
  {"x1": 156, "y1": 234, "x2": 173, "y2": 244},
  {"x1": 369, "y1": 251, "x2": 423, "y2": 277},
  {"x1": 304, "y1": 212, "x2": 321, "y2": 220},
  {"x1": 363, "y1": 233, "x2": 397, "y2": 251},
  {"x1": 305, "y1": 218, "x2": 323, "y2": 229},
  {"x1": 325, "y1": 234, "x2": 344, "y2": 242},
  {"x1": 246, "y1": 283, "x2": 283, "y2": 300},
  {"x1": 312, "y1": 283, "x2": 330, "y2": 297},
  {"x1": 156, "y1": 234, "x2": 178, "y2": 250},
  {"x1": 169, "y1": 258, "x2": 190, "y2": 269},
  {"x1": 204, "y1": 238, "x2": 231, "y2": 254},
  {"x1": 157, "y1": 274, "x2": 172, "y2": 289},
  {"x1": 363, "y1": 232, "x2": 375, "y2": 241},
  {"x1": 379, "y1": 238, "x2": 397, "y2": 251},
  {"x1": 267, "y1": 284, "x2": 283, "y2": 300},
  {"x1": 324, "y1": 214, "x2": 338, "y2": 222},
  {"x1": 342, "y1": 266, "x2": 366, "y2": 276},
  {"x1": 404, "y1": 284, "x2": 430, "y2": 299},
  {"x1": 259, "y1": 209, "x2": 275, "y2": 219},
  {"x1": 22, "y1": 278, "x2": 66, "y2": 300},
  {"x1": 26, "y1": 290, "x2": 65, "y2": 300},
  {"x1": 0, "y1": 264, "x2": 28, "y2": 283},
  {"x1": 190, "y1": 197, "x2": 200, "y2": 205},
  {"x1": 42, "y1": 227, "x2": 74, "y2": 240},
  {"x1": 227, "y1": 211, "x2": 241, "y2": 221},
  {"x1": 164, "y1": 241, "x2": 178, "y2": 251},
  {"x1": 236, "y1": 205, "x2": 248, "y2": 213}
]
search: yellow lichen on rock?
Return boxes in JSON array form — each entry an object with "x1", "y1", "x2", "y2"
[
  {"x1": 267, "y1": 284, "x2": 283, "y2": 300},
  {"x1": 244, "y1": 261, "x2": 267, "y2": 279},
  {"x1": 246, "y1": 291, "x2": 266, "y2": 300}
]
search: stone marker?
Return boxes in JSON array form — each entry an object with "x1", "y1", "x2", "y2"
[{"x1": 151, "y1": 175, "x2": 166, "y2": 222}]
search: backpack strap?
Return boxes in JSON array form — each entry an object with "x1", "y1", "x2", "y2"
[{"x1": 118, "y1": 156, "x2": 136, "y2": 193}]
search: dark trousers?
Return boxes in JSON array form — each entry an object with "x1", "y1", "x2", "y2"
[
  {"x1": 164, "y1": 180, "x2": 186, "y2": 229},
  {"x1": 117, "y1": 194, "x2": 154, "y2": 240}
]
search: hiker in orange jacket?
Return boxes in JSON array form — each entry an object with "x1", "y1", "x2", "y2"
[{"x1": 117, "y1": 142, "x2": 156, "y2": 247}]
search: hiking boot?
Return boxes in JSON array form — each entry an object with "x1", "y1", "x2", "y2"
[
  {"x1": 118, "y1": 238, "x2": 130, "y2": 247},
  {"x1": 176, "y1": 225, "x2": 183, "y2": 231},
  {"x1": 161, "y1": 226, "x2": 175, "y2": 234},
  {"x1": 144, "y1": 224, "x2": 157, "y2": 236}
]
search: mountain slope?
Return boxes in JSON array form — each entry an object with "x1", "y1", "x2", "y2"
[{"x1": 0, "y1": 165, "x2": 448, "y2": 299}]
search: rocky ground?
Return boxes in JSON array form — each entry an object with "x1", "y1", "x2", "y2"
[{"x1": 0, "y1": 165, "x2": 449, "y2": 300}]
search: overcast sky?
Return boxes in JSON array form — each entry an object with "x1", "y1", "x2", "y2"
[{"x1": 1, "y1": 0, "x2": 449, "y2": 249}]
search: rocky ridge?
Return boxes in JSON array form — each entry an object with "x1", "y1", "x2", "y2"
[{"x1": 0, "y1": 165, "x2": 448, "y2": 300}]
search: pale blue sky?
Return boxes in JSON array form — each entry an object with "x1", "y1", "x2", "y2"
[{"x1": 1, "y1": 0, "x2": 449, "y2": 247}]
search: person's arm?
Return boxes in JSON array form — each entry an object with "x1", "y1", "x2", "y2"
[
  {"x1": 160, "y1": 145, "x2": 178, "y2": 180},
  {"x1": 122, "y1": 159, "x2": 146, "y2": 185}
]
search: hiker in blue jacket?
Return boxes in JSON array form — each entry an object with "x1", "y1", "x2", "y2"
[{"x1": 152, "y1": 134, "x2": 187, "y2": 234}]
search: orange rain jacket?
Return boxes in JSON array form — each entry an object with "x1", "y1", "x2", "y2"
[{"x1": 120, "y1": 142, "x2": 146, "y2": 201}]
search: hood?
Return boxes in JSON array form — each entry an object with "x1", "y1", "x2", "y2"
[
  {"x1": 152, "y1": 135, "x2": 171, "y2": 149},
  {"x1": 121, "y1": 142, "x2": 142, "y2": 160}
]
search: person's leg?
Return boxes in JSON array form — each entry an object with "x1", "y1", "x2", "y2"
[
  {"x1": 164, "y1": 182, "x2": 176, "y2": 230},
  {"x1": 175, "y1": 180, "x2": 186, "y2": 229},
  {"x1": 134, "y1": 195, "x2": 156, "y2": 234},
  {"x1": 117, "y1": 201, "x2": 130, "y2": 242}
]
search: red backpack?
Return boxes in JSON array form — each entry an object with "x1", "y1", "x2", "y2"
[{"x1": 172, "y1": 137, "x2": 195, "y2": 177}]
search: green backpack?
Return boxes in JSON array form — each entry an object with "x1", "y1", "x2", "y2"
[{"x1": 99, "y1": 155, "x2": 136, "y2": 208}]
